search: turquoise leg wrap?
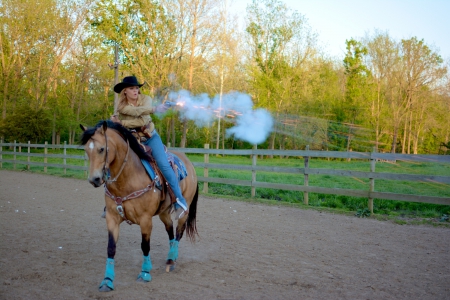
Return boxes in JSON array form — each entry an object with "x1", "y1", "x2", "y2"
[
  {"x1": 99, "y1": 258, "x2": 115, "y2": 290},
  {"x1": 167, "y1": 239, "x2": 179, "y2": 261},
  {"x1": 137, "y1": 255, "x2": 152, "y2": 282}
]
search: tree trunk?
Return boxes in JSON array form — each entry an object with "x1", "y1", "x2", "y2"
[
  {"x1": 2, "y1": 79, "x2": 8, "y2": 120},
  {"x1": 407, "y1": 110, "x2": 413, "y2": 154},
  {"x1": 69, "y1": 127, "x2": 73, "y2": 145},
  {"x1": 391, "y1": 125, "x2": 398, "y2": 153},
  {"x1": 165, "y1": 119, "x2": 170, "y2": 146},
  {"x1": 180, "y1": 120, "x2": 187, "y2": 148},
  {"x1": 52, "y1": 110, "x2": 56, "y2": 145},
  {"x1": 171, "y1": 118, "x2": 176, "y2": 147},
  {"x1": 401, "y1": 120, "x2": 407, "y2": 154}
]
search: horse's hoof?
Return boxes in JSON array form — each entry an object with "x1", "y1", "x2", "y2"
[
  {"x1": 98, "y1": 285, "x2": 113, "y2": 292},
  {"x1": 98, "y1": 278, "x2": 114, "y2": 292},
  {"x1": 165, "y1": 265, "x2": 171, "y2": 272},
  {"x1": 166, "y1": 261, "x2": 176, "y2": 272},
  {"x1": 137, "y1": 271, "x2": 152, "y2": 282}
]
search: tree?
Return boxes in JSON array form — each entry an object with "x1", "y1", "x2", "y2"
[
  {"x1": 0, "y1": 105, "x2": 52, "y2": 143},
  {"x1": 162, "y1": 0, "x2": 223, "y2": 147},
  {"x1": 246, "y1": 0, "x2": 317, "y2": 151},
  {"x1": 0, "y1": 0, "x2": 94, "y2": 144},
  {"x1": 399, "y1": 37, "x2": 447, "y2": 154},
  {"x1": 365, "y1": 31, "x2": 398, "y2": 151},
  {"x1": 341, "y1": 38, "x2": 371, "y2": 151}
]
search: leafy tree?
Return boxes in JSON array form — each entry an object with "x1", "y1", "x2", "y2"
[
  {"x1": 0, "y1": 104, "x2": 52, "y2": 143},
  {"x1": 246, "y1": 0, "x2": 317, "y2": 151},
  {"x1": 341, "y1": 38, "x2": 371, "y2": 151},
  {"x1": 365, "y1": 31, "x2": 398, "y2": 151},
  {"x1": 399, "y1": 37, "x2": 446, "y2": 154}
]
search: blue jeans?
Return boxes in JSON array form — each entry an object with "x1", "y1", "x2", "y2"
[{"x1": 143, "y1": 131, "x2": 187, "y2": 209}]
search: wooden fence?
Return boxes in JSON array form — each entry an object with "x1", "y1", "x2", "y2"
[{"x1": 1, "y1": 140, "x2": 449, "y2": 212}]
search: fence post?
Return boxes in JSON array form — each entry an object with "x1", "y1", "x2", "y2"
[
  {"x1": 63, "y1": 141, "x2": 67, "y2": 175},
  {"x1": 203, "y1": 144, "x2": 209, "y2": 194},
  {"x1": 13, "y1": 140, "x2": 16, "y2": 170},
  {"x1": 368, "y1": 147, "x2": 376, "y2": 214},
  {"x1": 44, "y1": 141, "x2": 48, "y2": 173},
  {"x1": 304, "y1": 145, "x2": 309, "y2": 205},
  {"x1": 0, "y1": 138, "x2": 3, "y2": 169},
  {"x1": 27, "y1": 141, "x2": 31, "y2": 170},
  {"x1": 84, "y1": 152, "x2": 87, "y2": 178},
  {"x1": 251, "y1": 144, "x2": 257, "y2": 197}
]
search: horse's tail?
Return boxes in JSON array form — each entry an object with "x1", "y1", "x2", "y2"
[{"x1": 186, "y1": 184, "x2": 199, "y2": 242}]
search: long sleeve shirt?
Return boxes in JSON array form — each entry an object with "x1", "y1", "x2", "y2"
[{"x1": 118, "y1": 94, "x2": 155, "y2": 132}]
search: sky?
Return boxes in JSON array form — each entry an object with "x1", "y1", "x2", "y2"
[{"x1": 231, "y1": 0, "x2": 450, "y2": 60}]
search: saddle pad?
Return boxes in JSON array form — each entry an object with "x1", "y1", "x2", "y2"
[
  {"x1": 140, "y1": 152, "x2": 188, "y2": 187},
  {"x1": 167, "y1": 152, "x2": 188, "y2": 181},
  {"x1": 141, "y1": 159, "x2": 162, "y2": 189}
]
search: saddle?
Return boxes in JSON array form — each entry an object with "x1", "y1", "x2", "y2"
[
  {"x1": 130, "y1": 123, "x2": 154, "y2": 152},
  {"x1": 131, "y1": 126, "x2": 188, "y2": 205}
]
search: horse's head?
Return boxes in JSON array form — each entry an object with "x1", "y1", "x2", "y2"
[
  {"x1": 80, "y1": 121, "x2": 118, "y2": 187},
  {"x1": 80, "y1": 120, "x2": 150, "y2": 187}
]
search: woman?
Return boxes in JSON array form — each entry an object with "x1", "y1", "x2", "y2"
[{"x1": 110, "y1": 76, "x2": 188, "y2": 219}]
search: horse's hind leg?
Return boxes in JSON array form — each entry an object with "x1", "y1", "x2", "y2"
[{"x1": 159, "y1": 212, "x2": 187, "y2": 272}]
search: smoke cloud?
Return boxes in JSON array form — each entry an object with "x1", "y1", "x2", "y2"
[{"x1": 166, "y1": 90, "x2": 274, "y2": 145}]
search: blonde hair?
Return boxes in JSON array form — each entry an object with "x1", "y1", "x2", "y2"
[{"x1": 116, "y1": 87, "x2": 141, "y2": 112}]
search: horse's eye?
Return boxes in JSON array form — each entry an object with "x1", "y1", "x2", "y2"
[{"x1": 99, "y1": 147, "x2": 105, "y2": 154}]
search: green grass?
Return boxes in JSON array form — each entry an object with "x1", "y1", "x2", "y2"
[
  {"x1": 1, "y1": 150, "x2": 449, "y2": 224},
  {"x1": 190, "y1": 154, "x2": 450, "y2": 222}
]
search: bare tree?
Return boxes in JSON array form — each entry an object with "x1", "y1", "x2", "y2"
[
  {"x1": 365, "y1": 31, "x2": 398, "y2": 151},
  {"x1": 399, "y1": 37, "x2": 446, "y2": 154},
  {"x1": 162, "y1": 0, "x2": 222, "y2": 147}
]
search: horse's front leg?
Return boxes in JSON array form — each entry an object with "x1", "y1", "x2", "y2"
[
  {"x1": 99, "y1": 217, "x2": 120, "y2": 292},
  {"x1": 137, "y1": 217, "x2": 153, "y2": 282}
]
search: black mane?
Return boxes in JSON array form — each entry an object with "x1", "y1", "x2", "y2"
[{"x1": 80, "y1": 120, "x2": 150, "y2": 160}]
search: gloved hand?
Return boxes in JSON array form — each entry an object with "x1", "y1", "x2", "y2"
[
  {"x1": 155, "y1": 101, "x2": 178, "y2": 113},
  {"x1": 154, "y1": 102, "x2": 172, "y2": 113},
  {"x1": 110, "y1": 115, "x2": 121, "y2": 124}
]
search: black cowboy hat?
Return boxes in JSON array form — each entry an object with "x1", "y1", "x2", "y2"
[{"x1": 113, "y1": 76, "x2": 145, "y2": 93}]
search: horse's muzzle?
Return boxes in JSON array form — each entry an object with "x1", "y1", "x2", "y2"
[{"x1": 89, "y1": 176, "x2": 104, "y2": 187}]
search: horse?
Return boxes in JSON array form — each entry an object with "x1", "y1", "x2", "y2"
[{"x1": 80, "y1": 120, "x2": 199, "y2": 292}]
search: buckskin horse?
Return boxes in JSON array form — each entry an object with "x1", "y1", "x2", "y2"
[{"x1": 80, "y1": 120, "x2": 198, "y2": 292}]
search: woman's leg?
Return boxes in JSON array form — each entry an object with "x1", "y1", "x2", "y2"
[{"x1": 145, "y1": 131, "x2": 188, "y2": 215}]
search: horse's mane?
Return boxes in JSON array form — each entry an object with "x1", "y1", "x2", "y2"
[{"x1": 80, "y1": 120, "x2": 151, "y2": 161}]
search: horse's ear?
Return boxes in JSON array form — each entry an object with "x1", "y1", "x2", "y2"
[
  {"x1": 101, "y1": 120, "x2": 108, "y2": 133},
  {"x1": 80, "y1": 124, "x2": 87, "y2": 132}
]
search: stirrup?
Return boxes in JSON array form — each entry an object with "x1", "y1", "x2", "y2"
[
  {"x1": 175, "y1": 198, "x2": 188, "y2": 211},
  {"x1": 174, "y1": 207, "x2": 188, "y2": 220}
]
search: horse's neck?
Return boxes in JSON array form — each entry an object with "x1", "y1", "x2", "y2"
[{"x1": 109, "y1": 136, "x2": 148, "y2": 190}]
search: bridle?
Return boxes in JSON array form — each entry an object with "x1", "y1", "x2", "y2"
[{"x1": 101, "y1": 129, "x2": 130, "y2": 183}]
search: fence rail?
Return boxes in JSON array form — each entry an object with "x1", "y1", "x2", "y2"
[{"x1": 1, "y1": 140, "x2": 449, "y2": 211}]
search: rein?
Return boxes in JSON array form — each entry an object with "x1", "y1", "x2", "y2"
[{"x1": 103, "y1": 131, "x2": 130, "y2": 183}]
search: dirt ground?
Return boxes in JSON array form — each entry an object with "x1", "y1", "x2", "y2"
[{"x1": 0, "y1": 170, "x2": 449, "y2": 300}]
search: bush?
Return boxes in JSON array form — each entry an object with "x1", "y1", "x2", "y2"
[{"x1": 0, "y1": 104, "x2": 52, "y2": 143}]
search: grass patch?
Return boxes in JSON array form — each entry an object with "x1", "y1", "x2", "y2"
[{"x1": 1, "y1": 150, "x2": 449, "y2": 224}]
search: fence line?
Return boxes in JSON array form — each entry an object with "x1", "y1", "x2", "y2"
[{"x1": 1, "y1": 140, "x2": 449, "y2": 211}]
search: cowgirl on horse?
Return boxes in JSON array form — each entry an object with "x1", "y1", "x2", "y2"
[
  {"x1": 80, "y1": 76, "x2": 199, "y2": 292},
  {"x1": 111, "y1": 76, "x2": 189, "y2": 219}
]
